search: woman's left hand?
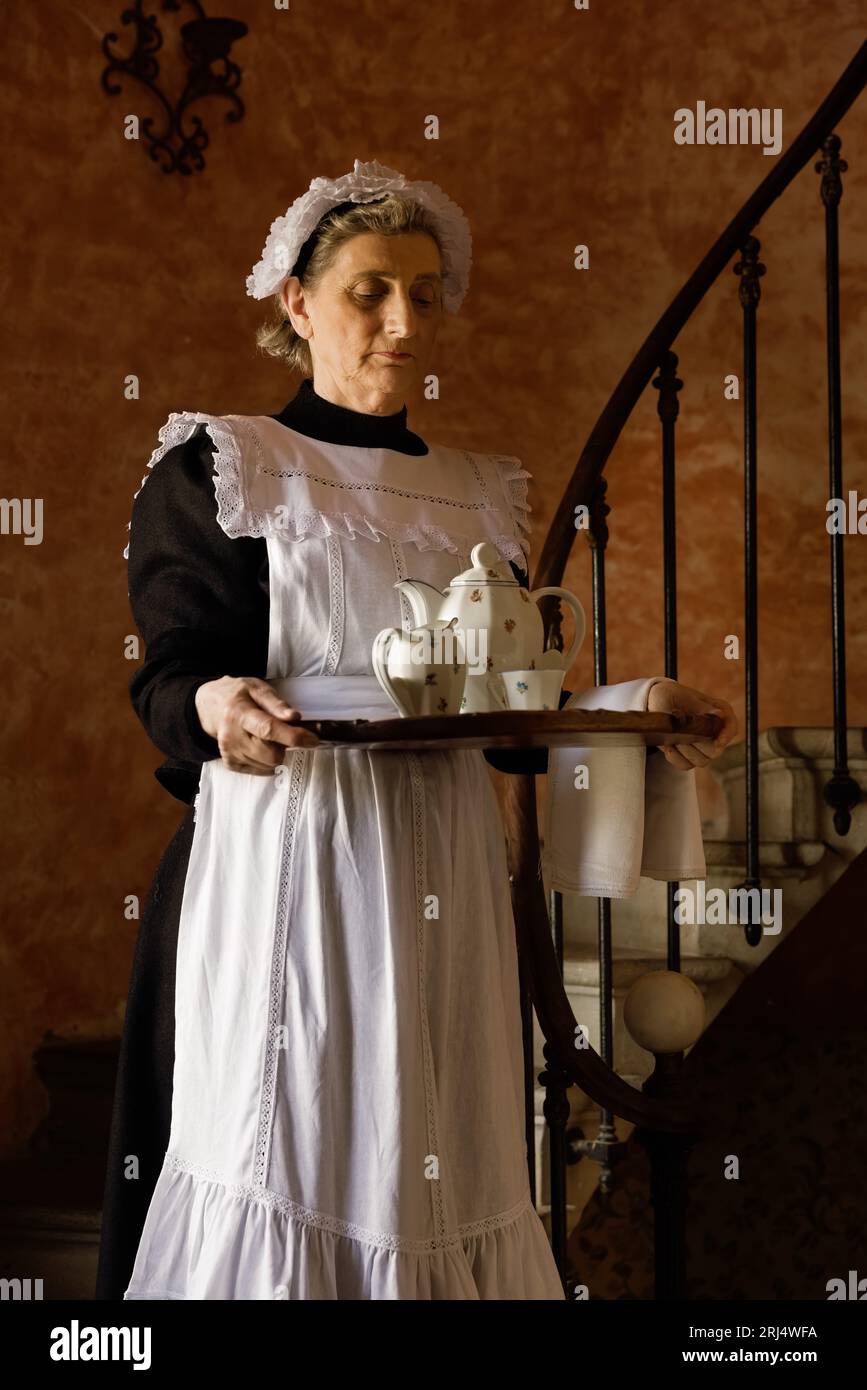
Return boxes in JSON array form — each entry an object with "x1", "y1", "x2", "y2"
[{"x1": 646, "y1": 678, "x2": 738, "y2": 770}]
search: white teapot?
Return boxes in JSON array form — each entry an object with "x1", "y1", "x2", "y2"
[{"x1": 394, "y1": 541, "x2": 586, "y2": 714}]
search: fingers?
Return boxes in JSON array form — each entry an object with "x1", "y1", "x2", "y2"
[
  {"x1": 238, "y1": 700, "x2": 319, "y2": 749},
  {"x1": 660, "y1": 704, "x2": 705, "y2": 767},
  {"x1": 676, "y1": 740, "x2": 711, "y2": 768},
  {"x1": 714, "y1": 703, "x2": 738, "y2": 751},
  {"x1": 655, "y1": 681, "x2": 738, "y2": 765},
  {"x1": 660, "y1": 742, "x2": 705, "y2": 771},
  {"x1": 238, "y1": 679, "x2": 309, "y2": 734},
  {"x1": 244, "y1": 678, "x2": 304, "y2": 721},
  {"x1": 661, "y1": 724, "x2": 735, "y2": 771},
  {"x1": 233, "y1": 680, "x2": 320, "y2": 749},
  {"x1": 682, "y1": 688, "x2": 738, "y2": 750},
  {"x1": 214, "y1": 678, "x2": 321, "y2": 774},
  {"x1": 222, "y1": 728, "x2": 317, "y2": 775}
]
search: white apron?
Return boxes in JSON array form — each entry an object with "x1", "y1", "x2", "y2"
[{"x1": 122, "y1": 411, "x2": 565, "y2": 1300}]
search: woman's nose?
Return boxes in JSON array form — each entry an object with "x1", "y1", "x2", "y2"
[{"x1": 382, "y1": 291, "x2": 418, "y2": 338}]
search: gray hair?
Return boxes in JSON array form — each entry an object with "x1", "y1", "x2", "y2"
[{"x1": 254, "y1": 195, "x2": 445, "y2": 376}]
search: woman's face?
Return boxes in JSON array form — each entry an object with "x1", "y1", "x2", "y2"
[{"x1": 281, "y1": 231, "x2": 444, "y2": 411}]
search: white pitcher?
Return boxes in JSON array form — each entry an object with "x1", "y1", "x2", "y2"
[{"x1": 372, "y1": 616, "x2": 468, "y2": 718}]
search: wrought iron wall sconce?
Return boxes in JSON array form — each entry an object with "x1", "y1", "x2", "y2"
[{"x1": 101, "y1": 0, "x2": 248, "y2": 175}]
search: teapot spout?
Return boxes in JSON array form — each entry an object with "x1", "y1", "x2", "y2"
[{"x1": 394, "y1": 579, "x2": 445, "y2": 628}]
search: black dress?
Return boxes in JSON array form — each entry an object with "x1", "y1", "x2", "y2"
[{"x1": 95, "y1": 378, "x2": 558, "y2": 1299}]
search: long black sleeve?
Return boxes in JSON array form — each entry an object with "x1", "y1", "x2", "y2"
[{"x1": 125, "y1": 426, "x2": 270, "y2": 801}]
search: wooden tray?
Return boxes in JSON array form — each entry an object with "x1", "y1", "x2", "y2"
[{"x1": 296, "y1": 708, "x2": 724, "y2": 752}]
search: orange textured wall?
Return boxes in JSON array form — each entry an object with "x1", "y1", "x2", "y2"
[{"x1": 1, "y1": 0, "x2": 866, "y2": 1151}]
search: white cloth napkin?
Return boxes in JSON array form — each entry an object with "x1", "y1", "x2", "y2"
[{"x1": 541, "y1": 676, "x2": 707, "y2": 898}]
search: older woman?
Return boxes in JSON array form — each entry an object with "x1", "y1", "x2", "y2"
[{"x1": 96, "y1": 159, "x2": 734, "y2": 1302}]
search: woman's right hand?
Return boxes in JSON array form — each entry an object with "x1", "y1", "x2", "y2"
[{"x1": 194, "y1": 676, "x2": 320, "y2": 775}]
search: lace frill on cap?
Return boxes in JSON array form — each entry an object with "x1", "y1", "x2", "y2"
[
  {"x1": 245, "y1": 158, "x2": 473, "y2": 313},
  {"x1": 122, "y1": 411, "x2": 532, "y2": 569}
]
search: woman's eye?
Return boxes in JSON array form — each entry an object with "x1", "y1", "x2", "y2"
[{"x1": 354, "y1": 290, "x2": 435, "y2": 307}]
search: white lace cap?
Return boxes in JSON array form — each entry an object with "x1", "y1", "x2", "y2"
[{"x1": 246, "y1": 158, "x2": 473, "y2": 312}]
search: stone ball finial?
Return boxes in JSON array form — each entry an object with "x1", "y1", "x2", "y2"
[{"x1": 623, "y1": 970, "x2": 705, "y2": 1055}]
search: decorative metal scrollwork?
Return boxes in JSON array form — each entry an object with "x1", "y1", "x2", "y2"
[
  {"x1": 815, "y1": 132, "x2": 847, "y2": 209},
  {"x1": 733, "y1": 234, "x2": 766, "y2": 310},
  {"x1": 101, "y1": 0, "x2": 248, "y2": 175}
]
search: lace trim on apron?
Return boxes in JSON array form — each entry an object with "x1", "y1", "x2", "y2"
[
  {"x1": 162, "y1": 1150, "x2": 533, "y2": 1255},
  {"x1": 122, "y1": 411, "x2": 532, "y2": 566}
]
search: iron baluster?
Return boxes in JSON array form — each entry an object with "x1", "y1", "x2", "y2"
[
  {"x1": 733, "y1": 236, "x2": 766, "y2": 947},
  {"x1": 653, "y1": 351, "x2": 684, "y2": 973},
  {"x1": 815, "y1": 133, "x2": 862, "y2": 835},
  {"x1": 587, "y1": 481, "x2": 619, "y2": 1188}
]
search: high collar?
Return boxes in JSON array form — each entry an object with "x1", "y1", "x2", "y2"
[{"x1": 270, "y1": 377, "x2": 429, "y2": 456}]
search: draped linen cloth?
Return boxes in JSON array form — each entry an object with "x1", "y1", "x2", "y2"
[{"x1": 542, "y1": 677, "x2": 707, "y2": 899}]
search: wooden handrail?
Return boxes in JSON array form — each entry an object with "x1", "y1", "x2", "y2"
[{"x1": 511, "y1": 37, "x2": 867, "y2": 1134}]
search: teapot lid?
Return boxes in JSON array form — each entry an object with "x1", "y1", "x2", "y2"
[{"x1": 451, "y1": 541, "x2": 516, "y2": 586}]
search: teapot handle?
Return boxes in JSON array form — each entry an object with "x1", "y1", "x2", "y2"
[
  {"x1": 371, "y1": 627, "x2": 409, "y2": 718},
  {"x1": 528, "y1": 588, "x2": 587, "y2": 668}
]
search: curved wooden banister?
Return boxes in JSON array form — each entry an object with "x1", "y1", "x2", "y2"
[
  {"x1": 511, "y1": 38, "x2": 867, "y2": 1136},
  {"x1": 533, "y1": 36, "x2": 867, "y2": 592}
]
